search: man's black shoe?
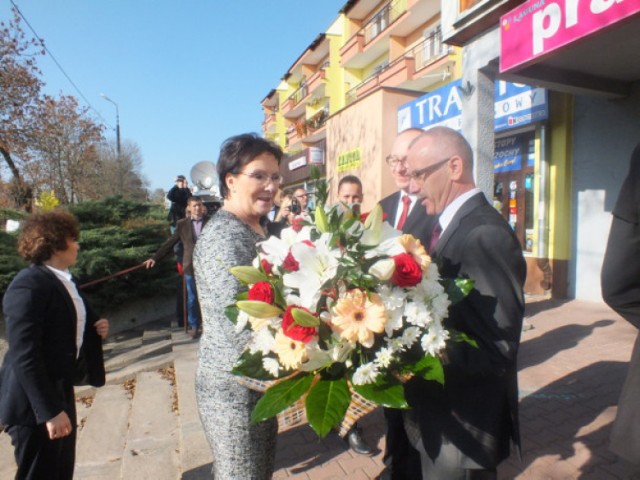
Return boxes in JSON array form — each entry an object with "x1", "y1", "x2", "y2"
[{"x1": 346, "y1": 426, "x2": 374, "y2": 455}]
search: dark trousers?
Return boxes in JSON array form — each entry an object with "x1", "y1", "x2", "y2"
[
  {"x1": 402, "y1": 410, "x2": 497, "y2": 480},
  {"x1": 5, "y1": 386, "x2": 77, "y2": 480},
  {"x1": 383, "y1": 407, "x2": 422, "y2": 479}
]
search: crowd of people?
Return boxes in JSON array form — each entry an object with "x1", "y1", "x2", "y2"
[{"x1": 0, "y1": 126, "x2": 636, "y2": 479}]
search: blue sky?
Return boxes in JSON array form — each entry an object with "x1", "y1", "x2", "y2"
[{"x1": 2, "y1": 0, "x2": 345, "y2": 191}]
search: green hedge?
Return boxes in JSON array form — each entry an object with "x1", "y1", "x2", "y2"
[{"x1": 0, "y1": 197, "x2": 179, "y2": 314}]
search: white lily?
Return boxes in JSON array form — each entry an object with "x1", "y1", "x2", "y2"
[{"x1": 283, "y1": 234, "x2": 340, "y2": 310}]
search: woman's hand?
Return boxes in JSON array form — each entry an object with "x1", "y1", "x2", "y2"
[
  {"x1": 94, "y1": 318, "x2": 109, "y2": 340},
  {"x1": 46, "y1": 411, "x2": 72, "y2": 440}
]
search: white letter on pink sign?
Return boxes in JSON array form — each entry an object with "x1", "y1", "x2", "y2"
[
  {"x1": 591, "y1": 0, "x2": 623, "y2": 14},
  {"x1": 533, "y1": 3, "x2": 562, "y2": 54},
  {"x1": 565, "y1": 0, "x2": 580, "y2": 28}
]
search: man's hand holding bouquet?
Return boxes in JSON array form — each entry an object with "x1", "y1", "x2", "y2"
[{"x1": 226, "y1": 182, "x2": 473, "y2": 438}]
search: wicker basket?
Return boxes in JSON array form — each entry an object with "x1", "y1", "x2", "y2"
[{"x1": 237, "y1": 376, "x2": 377, "y2": 437}]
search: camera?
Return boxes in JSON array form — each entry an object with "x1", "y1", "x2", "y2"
[{"x1": 290, "y1": 198, "x2": 301, "y2": 215}]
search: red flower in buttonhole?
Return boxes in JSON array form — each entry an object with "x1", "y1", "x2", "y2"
[
  {"x1": 283, "y1": 251, "x2": 300, "y2": 272},
  {"x1": 391, "y1": 253, "x2": 423, "y2": 287},
  {"x1": 261, "y1": 258, "x2": 273, "y2": 275},
  {"x1": 282, "y1": 305, "x2": 318, "y2": 343},
  {"x1": 248, "y1": 281, "x2": 275, "y2": 304},
  {"x1": 291, "y1": 217, "x2": 304, "y2": 232}
]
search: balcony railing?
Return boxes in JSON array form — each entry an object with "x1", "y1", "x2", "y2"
[
  {"x1": 286, "y1": 82, "x2": 308, "y2": 107},
  {"x1": 363, "y1": 0, "x2": 407, "y2": 45},
  {"x1": 414, "y1": 27, "x2": 450, "y2": 70},
  {"x1": 345, "y1": 30, "x2": 450, "y2": 105}
]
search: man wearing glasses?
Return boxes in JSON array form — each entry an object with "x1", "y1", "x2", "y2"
[
  {"x1": 402, "y1": 126, "x2": 526, "y2": 480},
  {"x1": 378, "y1": 128, "x2": 438, "y2": 479}
]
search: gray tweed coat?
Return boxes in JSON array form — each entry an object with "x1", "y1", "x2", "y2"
[{"x1": 193, "y1": 209, "x2": 277, "y2": 479}]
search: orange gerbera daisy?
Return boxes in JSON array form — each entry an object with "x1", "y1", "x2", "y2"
[
  {"x1": 398, "y1": 234, "x2": 431, "y2": 271},
  {"x1": 331, "y1": 289, "x2": 388, "y2": 348}
]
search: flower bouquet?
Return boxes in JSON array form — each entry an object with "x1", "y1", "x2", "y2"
[{"x1": 226, "y1": 189, "x2": 473, "y2": 438}]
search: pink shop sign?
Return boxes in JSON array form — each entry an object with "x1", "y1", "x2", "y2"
[{"x1": 500, "y1": 0, "x2": 640, "y2": 72}]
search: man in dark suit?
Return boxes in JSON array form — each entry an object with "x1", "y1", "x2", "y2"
[
  {"x1": 601, "y1": 142, "x2": 640, "y2": 465},
  {"x1": 378, "y1": 128, "x2": 438, "y2": 479},
  {"x1": 144, "y1": 196, "x2": 209, "y2": 338},
  {"x1": 403, "y1": 126, "x2": 526, "y2": 479}
]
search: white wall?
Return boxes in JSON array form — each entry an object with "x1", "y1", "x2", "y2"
[{"x1": 571, "y1": 84, "x2": 640, "y2": 300}]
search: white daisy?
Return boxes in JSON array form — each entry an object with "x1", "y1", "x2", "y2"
[
  {"x1": 352, "y1": 362, "x2": 380, "y2": 385},
  {"x1": 263, "y1": 357, "x2": 281, "y2": 377}
]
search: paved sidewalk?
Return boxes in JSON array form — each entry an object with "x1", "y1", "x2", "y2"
[
  {"x1": 271, "y1": 299, "x2": 640, "y2": 479},
  {"x1": 2, "y1": 299, "x2": 640, "y2": 479}
]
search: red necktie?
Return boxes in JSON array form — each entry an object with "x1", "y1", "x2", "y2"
[
  {"x1": 429, "y1": 223, "x2": 442, "y2": 255},
  {"x1": 396, "y1": 195, "x2": 411, "y2": 230}
]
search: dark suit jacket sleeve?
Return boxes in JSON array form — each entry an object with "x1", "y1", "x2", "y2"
[
  {"x1": 152, "y1": 227, "x2": 181, "y2": 263},
  {"x1": 2, "y1": 274, "x2": 65, "y2": 422},
  {"x1": 446, "y1": 222, "x2": 526, "y2": 375},
  {"x1": 602, "y1": 144, "x2": 640, "y2": 329}
]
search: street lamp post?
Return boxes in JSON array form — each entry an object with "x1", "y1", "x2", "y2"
[{"x1": 100, "y1": 93, "x2": 121, "y2": 158}]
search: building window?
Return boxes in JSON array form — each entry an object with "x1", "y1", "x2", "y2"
[
  {"x1": 459, "y1": 0, "x2": 484, "y2": 13},
  {"x1": 370, "y1": 8, "x2": 390, "y2": 40},
  {"x1": 422, "y1": 26, "x2": 443, "y2": 64}
]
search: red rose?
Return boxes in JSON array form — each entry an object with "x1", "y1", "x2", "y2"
[
  {"x1": 281, "y1": 305, "x2": 317, "y2": 343},
  {"x1": 248, "y1": 281, "x2": 274, "y2": 304},
  {"x1": 283, "y1": 251, "x2": 300, "y2": 272},
  {"x1": 291, "y1": 217, "x2": 304, "y2": 232},
  {"x1": 261, "y1": 258, "x2": 273, "y2": 275},
  {"x1": 391, "y1": 253, "x2": 423, "y2": 287}
]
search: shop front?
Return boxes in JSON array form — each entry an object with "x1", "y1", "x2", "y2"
[{"x1": 398, "y1": 79, "x2": 551, "y2": 294}]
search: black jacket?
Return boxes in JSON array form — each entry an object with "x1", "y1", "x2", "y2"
[{"x1": 0, "y1": 265, "x2": 106, "y2": 426}]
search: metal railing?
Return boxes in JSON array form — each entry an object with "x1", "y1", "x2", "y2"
[
  {"x1": 363, "y1": 0, "x2": 407, "y2": 44},
  {"x1": 286, "y1": 82, "x2": 308, "y2": 107},
  {"x1": 345, "y1": 29, "x2": 450, "y2": 105}
]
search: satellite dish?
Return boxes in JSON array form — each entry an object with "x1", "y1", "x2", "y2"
[{"x1": 190, "y1": 161, "x2": 218, "y2": 190}]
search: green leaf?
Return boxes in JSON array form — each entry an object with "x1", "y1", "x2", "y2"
[
  {"x1": 236, "y1": 300, "x2": 283, "y2": 318},
  {"x1": 231, "y1": 351, "x2": 279, "y2": 380},
  {"x1": 443, "y1": 277, "x2": 474, "y2": 304},
  {"x1": 224, "y1": 305, "x2": 239, "y2": 325},
  {"x1": 352, "y1": 377, "x2": 409, "y2": 409},
  {"x1": 292, "y1": 308, "x2": 320, "y2": 327},
  {"x1": 251, "y1": 373, "x2": 314, "y2": 423},
  {"x1": 450, "y1": 329, "x2": 479, "y2": 348},
  {"x1": 411, "y1": 355, "x2": 444, "y2": 385},
  {"x1": 305, "y1": 377, "x2": 351, "y2": 438}
]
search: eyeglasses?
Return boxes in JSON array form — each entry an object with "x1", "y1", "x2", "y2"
[
  {"x1": 385, "y1": 155, "x2": 407, "y2": 168},
  {"x1": 238, "y1": 171, "x2": 282, "y2": 185},
  {"x1": 408, "y1": 157, "x2": 451, "y2": 183},
  {"x1": 294, "y1": 193, "x2": 308, "y2": 199}
]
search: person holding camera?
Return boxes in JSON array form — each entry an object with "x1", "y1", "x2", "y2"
[{"x1": 267, "y1": 189, "x2": 296, "y2": 238}]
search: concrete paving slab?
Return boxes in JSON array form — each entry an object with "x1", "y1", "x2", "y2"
[
  {"x1": 121, "y1": 370, "x2": 180, "y2": 480},
  {"x1": 75, "y1": 384, "x2": 131, "y2": 479},
  {"x1": 172, "y1": 330, "x2": 213, "y2": 479}
]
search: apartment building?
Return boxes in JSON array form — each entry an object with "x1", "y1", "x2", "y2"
[{"x1": 261, "y1": 0, "x2": 458, "y2": 211}]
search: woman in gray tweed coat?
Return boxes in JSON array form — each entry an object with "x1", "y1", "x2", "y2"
[{"x1": 193, "y1": 133, "x2": 283, "y2": 478}]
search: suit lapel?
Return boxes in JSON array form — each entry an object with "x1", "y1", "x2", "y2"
[
  {"x1": 402, "y1": 201, "x2": 426, "y2": 233},
  {"x1": 382, "y1": 192, "x2": 400, "y2": 226},
  {"x1": 434, "y1": 193, "x2": 487, "y2": 256}
]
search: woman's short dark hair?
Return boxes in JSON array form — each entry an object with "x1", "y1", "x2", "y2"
[
  {"x1": 17, "y1": 210, "x2": 80, "y2": 264},
  {"x1": 217, "y1": 133, "x2": 283, "y2": 199}
]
